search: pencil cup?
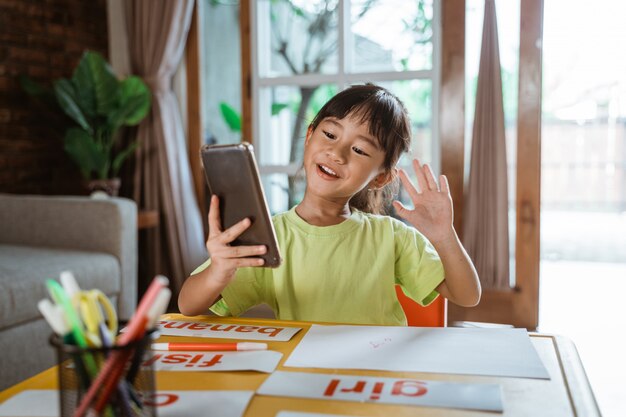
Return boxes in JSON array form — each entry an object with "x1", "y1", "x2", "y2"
[{"x1": 50, "y1": 329, "x2": 156, "y2": 417}]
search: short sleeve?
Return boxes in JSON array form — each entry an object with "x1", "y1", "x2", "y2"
[
  {"x1": 393, "y1": 221, "x2": 445, "y2": 306},
  {"x1": 208, "y1": 266, "x2": 271, "y2": 317}
]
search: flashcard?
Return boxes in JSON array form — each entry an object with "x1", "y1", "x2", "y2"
[
  {"x1": 258, "y1": 371, "x2": 503, "y2": 412},
  {"x1": 0, "y1": 390, "x2": 58, "y2": 416},
  {"x1": 0, "y1": 390, "x2": 254, "y2": 417},
  {"x1": 285, "y1": 325, "x2": 550, "y2": 379},
  {"x1": 144, "y1": 350, "x2": 283, "y2": 373},
  {"x1": 157, "y1": 319, "x2": 301, "y2": 341},
  {"x1": 144, "y1": 390, "x2": 254, "y2": 417},
  {"x1": 276, "y1": 412, "x2": 366, "y2": 417}
]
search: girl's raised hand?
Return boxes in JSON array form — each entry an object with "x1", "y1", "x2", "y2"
[
  {"x1": 393, "y1": 159, "x2": 455, "y2": 245},
  {"x1": 206, "y1": 195, "x2": 266, "y2": 282}
]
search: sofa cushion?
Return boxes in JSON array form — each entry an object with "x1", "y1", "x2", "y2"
[{"x1": 0, "y1": 244, "x2": 121, "y2": 331}]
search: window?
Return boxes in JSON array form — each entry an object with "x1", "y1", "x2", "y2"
[{"x1": 251, "y1": 0, "x2": 440, "y2": 213}]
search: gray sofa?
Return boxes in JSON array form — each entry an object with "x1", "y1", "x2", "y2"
[{"x1": 0, "y1": 193, "x2": 137, "y2": 390}]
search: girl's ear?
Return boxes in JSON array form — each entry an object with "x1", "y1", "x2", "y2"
[
  {"x1": 304, "y1": 126, "x2": 313, "y2": 146},
  {"x1": 369, "y1": 168, "x2": 397, "y2": 190}
]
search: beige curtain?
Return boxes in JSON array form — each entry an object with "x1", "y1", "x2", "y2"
[
  {"x1": 463, "y1": 0, "x2": 510, "y2": 289},
  {"x1": 126, "y1": 0, "x2": 207, "y2": 294}
]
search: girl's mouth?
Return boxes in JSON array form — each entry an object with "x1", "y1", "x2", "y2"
[{"x1": 317, "y1": 164, "x2": 339, "y2": 179}]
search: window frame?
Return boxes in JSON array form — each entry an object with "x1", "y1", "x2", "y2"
[{"x1": 249, "y1": 0, "x2": 442, "y2": 177}]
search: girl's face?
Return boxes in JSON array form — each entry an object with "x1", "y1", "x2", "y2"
[{"x1": 303, "y1": 114, "x2": 390, "y2": 202}]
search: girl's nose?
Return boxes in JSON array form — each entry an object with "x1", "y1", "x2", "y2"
[{"x1": 326, "y1": 143, "x2": 348, "y2": 164}]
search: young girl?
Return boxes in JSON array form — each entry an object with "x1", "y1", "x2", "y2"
[{"x1": 179, "y1": 84, "x2": 481, "y2": 325}]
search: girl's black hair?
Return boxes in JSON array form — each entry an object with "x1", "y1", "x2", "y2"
[{"x1": 308, "y1": 83, "x2": 412, "y2": 214}]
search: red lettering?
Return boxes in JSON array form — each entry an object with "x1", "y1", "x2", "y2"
[
  {"x1": 188, "y1": 323, "x2": 210, "y2": 330},
  {"x1": 340, "y1": 381, "x2": 366, "y2": 394},
  {"x1": 163, "y1": 321, "x2": 190, "y2": 329},
  {"x1": 198, "y1": 354, "x2": 223, "y2": 367},
  {"x1": 258, "y1": 327, "x2": 283, "y2": 337},
  {"x1": 369, "y1": 382, "x2": 385, "y2": 400},
  {"x1": 185, "y1": 354, "x2": 205, "y2": 367},
  {"x1": 162, "y1": 354, "x2": 191, "y2": 364},
  {"x1": 210, "y1": 324, "x2": 237, "y2": 332},
  {"x1": 143, "y1": 393, "x2": 179, "y2": 407},
  {"x1": 324, "y1": 379, "x2": 340, "y2": 397},
  {"x1": 235, "y1": 326, "x2": 259, "y2": 333},
  {"x1": 391, "y1": 380, "x2": 428, "y2": 397},
  {"x1": 142, "y1": 354, "x2": 163, "y2": 366}
]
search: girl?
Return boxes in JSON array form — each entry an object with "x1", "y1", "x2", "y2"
[{"x1": 179, "y1": 84, "x2": 481, "y2": 325}]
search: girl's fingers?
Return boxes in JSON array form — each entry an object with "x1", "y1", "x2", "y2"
[
  {"x1": 423, "y1": 163, "x2": 440, "y2": 192},
  {"x1": 222, "y1": 245, "x2": 267, "y2": 259},
  {"x1": 398, "y1": 169, "x2": 421, "y2": 203},
  {"x1": 229, "y1": 257, "x2": 265, "y2": 268},
  {"x1": 440, "y1": 174, "x2": 450, "y2": 194},
  {"x1": 219, "y1": 217, "x2": 252, "y2": 244},
  {"x1": 412, "y1": 159, "x2": 430, "y2": 192},
  {"x1": 208, "y1": 195, "x2": 222, "y2": 237}
]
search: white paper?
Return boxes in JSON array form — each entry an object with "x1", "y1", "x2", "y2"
[
  {"x1": 144, "y1": 390, "x2": 254, "y2": 417},
  {"x1": 0, "y1": 390, "x2": 59, "y2": 417},
  {"x1": 276, "y1": 412, "x2": 366, "y2": 417},
  {"x1": 258, "y1": 371, "x2": 503, "y2": 412},
  {"x1": 145, "y1": 350, "x2": 283, "y2": 373},
  {"x1": 157, "y1": 319, "x2": 301, "y2": 341},
  {"x1": 0, "y1": 390, "x2": 254, "y2": 417},
  {"x1": 285, "y1": 325, "x2": 549, "y2": 379}
]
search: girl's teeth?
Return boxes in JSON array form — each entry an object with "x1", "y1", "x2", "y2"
[{"x1": 320, "y1": 165, "x2": 337, "y2": 176}]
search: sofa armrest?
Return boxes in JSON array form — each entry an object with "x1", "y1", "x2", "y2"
[{"x1": 0, "y1": 193, "x2": 137, "y2": 319}]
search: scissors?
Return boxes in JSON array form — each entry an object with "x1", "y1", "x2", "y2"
[{"x1": 76, "y1": 289, "x2": 118, "y2": 348}]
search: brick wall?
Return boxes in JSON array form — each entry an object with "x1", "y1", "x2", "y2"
[{"x1": 0, "y1": 0, "x2": 108, "y2": 194}]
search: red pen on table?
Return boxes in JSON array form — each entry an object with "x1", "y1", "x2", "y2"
[{"x1": 151, "y1": 342, "x2": 268, "y2": 351}]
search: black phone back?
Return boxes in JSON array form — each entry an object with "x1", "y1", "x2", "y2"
[{"x1": 200, "y1": 142, "x2": 282, "y2": 268}]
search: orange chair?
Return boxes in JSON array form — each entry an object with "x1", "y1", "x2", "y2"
[{"x1": 395, "y1": 285, "x2": 447, "y2": 327}]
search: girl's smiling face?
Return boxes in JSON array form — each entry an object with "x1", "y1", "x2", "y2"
[{"x1": 303, "y1": 114, "x2": 390, "y2": 202}]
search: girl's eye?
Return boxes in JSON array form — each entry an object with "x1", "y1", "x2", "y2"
[
  {"x1": 352, "y1": 146, "x2": 370, "y2": 157},
  {"x1": 323, "y1": 130, "x2": 336, "y2": 140}
]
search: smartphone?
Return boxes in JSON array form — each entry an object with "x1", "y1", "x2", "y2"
[{"x1": 200, "y1": 142, "x2": 282, "y2": 268}]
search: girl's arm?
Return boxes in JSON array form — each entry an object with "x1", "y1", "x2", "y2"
[
  {"x1": 393, "y1": 159, "x2": 481, "y2": 307},
  {"x1": 178, "y1": 195, "x2": 267, "y2": 316}
]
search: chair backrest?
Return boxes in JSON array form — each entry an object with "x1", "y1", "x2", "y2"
[{"x1": 395, "y1": 285, "x2": 447, "y2": 327}]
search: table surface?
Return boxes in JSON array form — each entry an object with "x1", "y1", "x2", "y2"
[{"x1": 0, "y1": 314, "x2": 601, "y2": 417}]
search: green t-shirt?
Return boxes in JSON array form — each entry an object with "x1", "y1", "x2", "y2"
[{"x1": 192, "y1": 206, "x2": 445, "y2": 326}]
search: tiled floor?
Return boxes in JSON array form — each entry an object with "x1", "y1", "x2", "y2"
[{"x1": 538, "y1": 260, "x2": 626, "y2": 417}]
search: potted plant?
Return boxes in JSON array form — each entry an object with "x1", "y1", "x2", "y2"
[{"x1": 21, "y1": 50, "x2": 151, "y2": 195}]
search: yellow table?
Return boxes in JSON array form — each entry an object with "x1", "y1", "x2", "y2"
[{"x1": 0, "y1": 315, "x2": 601, "y2": 416}]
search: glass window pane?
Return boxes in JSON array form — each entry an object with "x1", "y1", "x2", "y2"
[
  {"x1": 256, "y1": 84, "x2": 338, "y2": 166},
  {"x1": 350, "y1": 0, "x2": 433, "y2": 73},
  {"x1": 200, "y1": 0, "x2": 242, "y2": 145},
  {"x1": 257, "y1": 0, "x2": 339, "y2": 78},
  {"x1": 262, "y1": 173, "x2": 306, "y2": 214}
]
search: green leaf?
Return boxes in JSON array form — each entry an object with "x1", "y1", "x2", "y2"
[
  {"x1": 219, "y1": 102, "x2": 241, "y2": 132},
  {"x1": 75, "y1": 51, "x2": 120, "y2": 116},
  {"x1": 71, "y1": 52, "x2": 98, "y2": 119},
  {"x1": 111, "y1": 140, "x2": 139, "y2": 176},
  {"x1": 63, "y1": 128, "x2": 107, "y2": 179},
  {"x1": 116, "y1": 76, "x2": 151, "y2": 126},
  {"x1": 271, "y1": 103, "x2": 288, "y2": 116},
  {"x1": 53, "y1": 79, "x2": 92, "y2": 133}
]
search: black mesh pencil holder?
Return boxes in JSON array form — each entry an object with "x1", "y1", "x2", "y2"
[{"x1": 50, "y1": 329, "x2": 156, "y2": 417}]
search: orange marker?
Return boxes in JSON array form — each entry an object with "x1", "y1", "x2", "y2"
[{"x1": 151, "y1": 342, "x2": 268, "y2": 351}]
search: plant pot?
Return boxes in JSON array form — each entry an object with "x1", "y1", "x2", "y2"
[{"x1": 84, "y1": 178, "x2": 121, "y2": 197}]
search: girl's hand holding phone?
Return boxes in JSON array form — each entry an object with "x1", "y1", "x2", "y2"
[{"x1": 206, "y1": 195, "x2": 267, "y2": 284}]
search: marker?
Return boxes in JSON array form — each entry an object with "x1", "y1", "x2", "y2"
[{"x1": 151, "y1": 342, "x2": 268, "y2": 352}]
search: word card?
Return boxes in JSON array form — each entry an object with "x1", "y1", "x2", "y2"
[
  {"x1": 144, "y1": 350, "x2": 282, "y2": 373},
  {"x1": 258, "y1": 371, "x2": 503, "y2": 412},
  {"x1": 157, "y1": 319, "x2": 301, "y2": 341}
]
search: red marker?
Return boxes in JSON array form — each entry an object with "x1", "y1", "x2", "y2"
[{"x1": 151, "y1": 342, "x2": 268, "y2": 351}]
